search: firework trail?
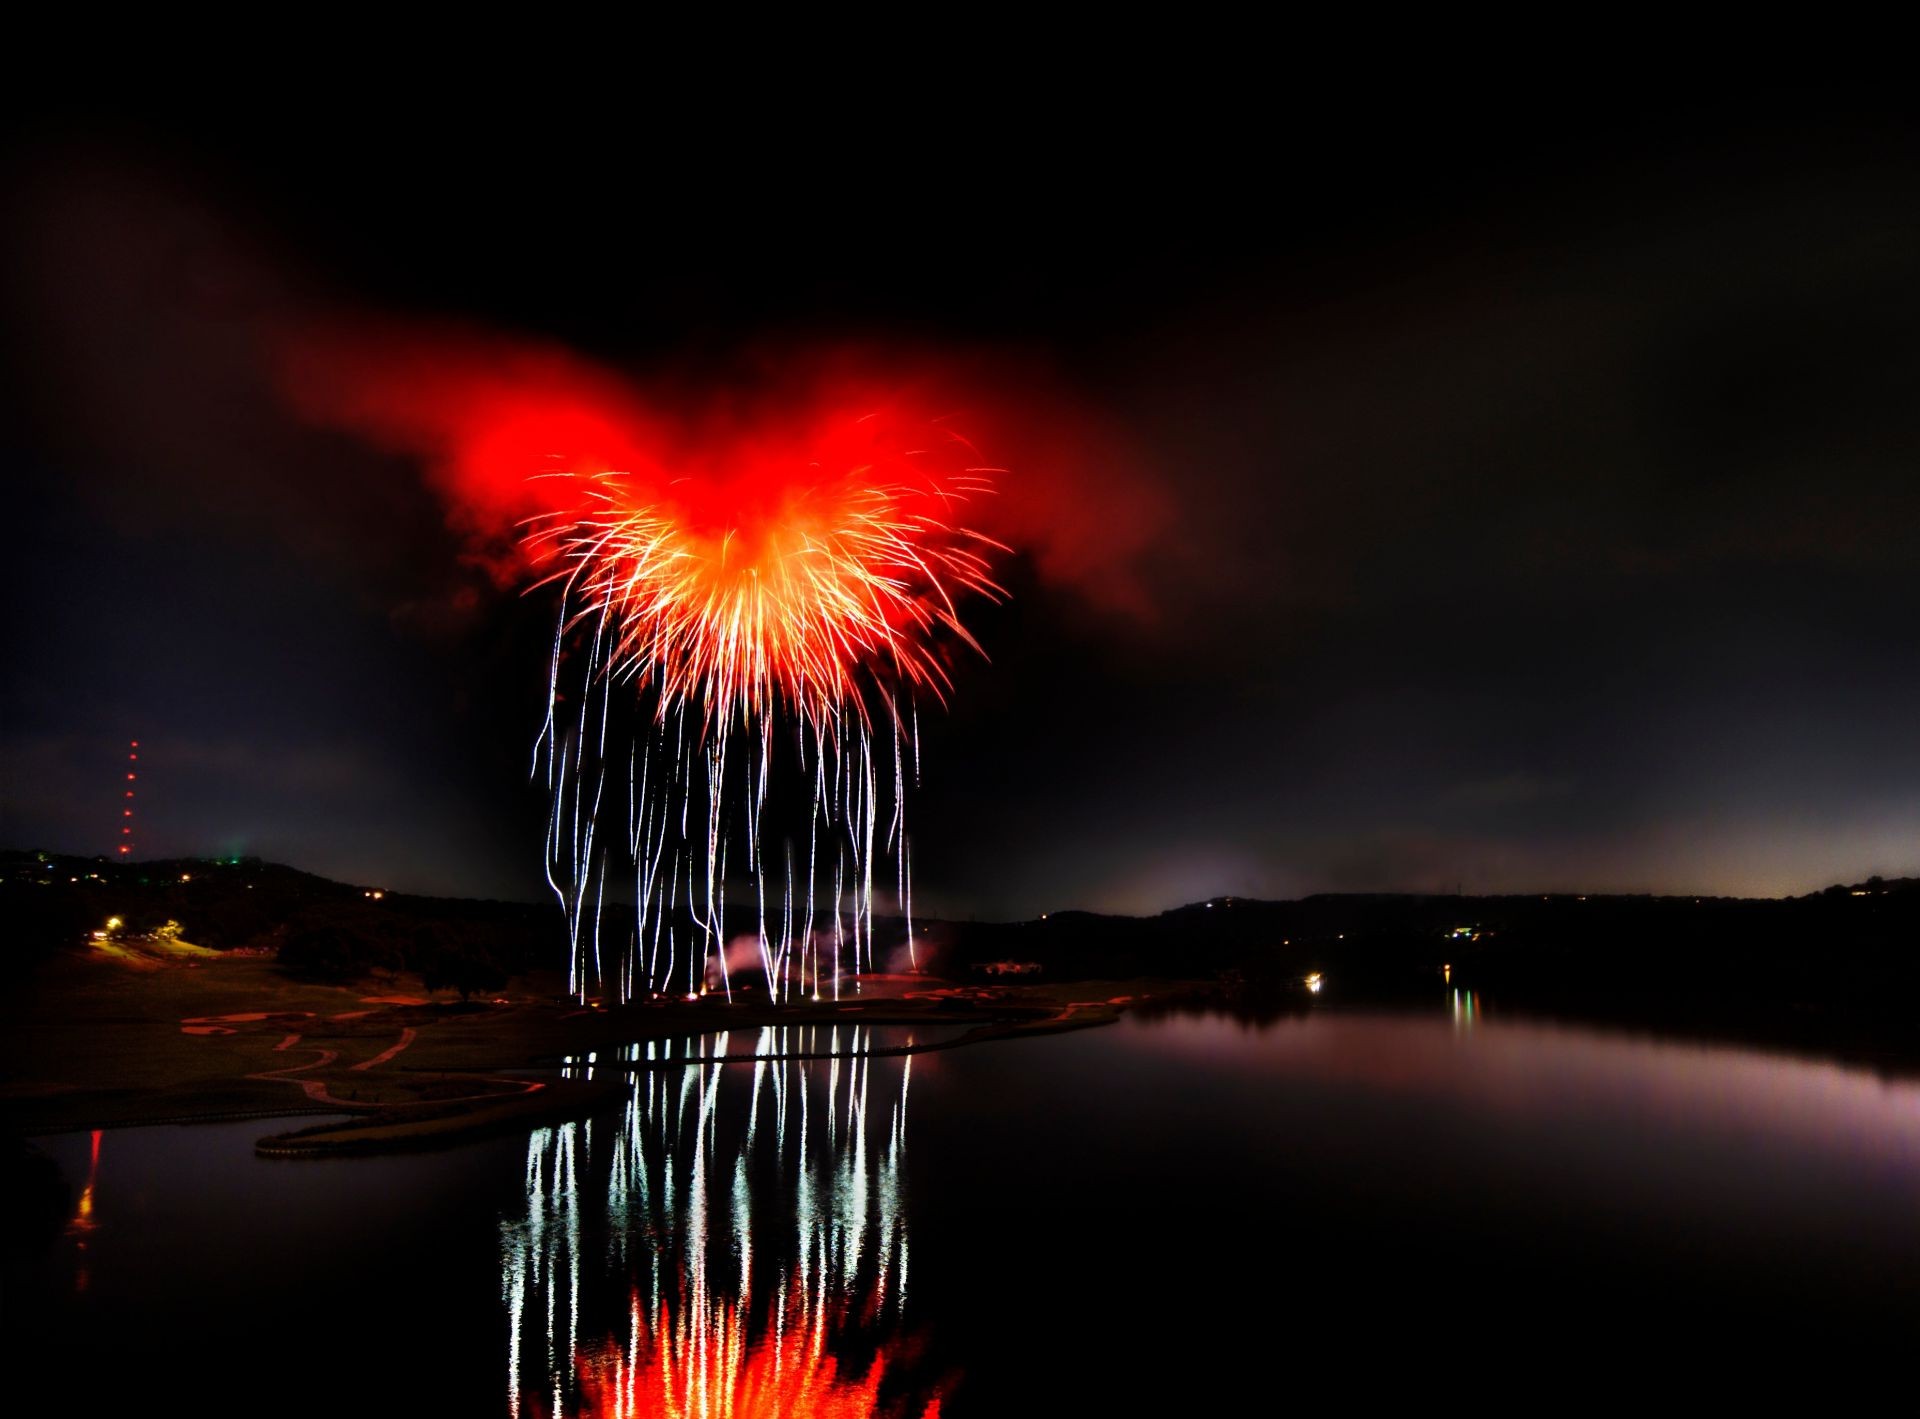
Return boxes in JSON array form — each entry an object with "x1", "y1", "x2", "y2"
[
  {"x1": 526, "y1": 409, "x2": 1004, "y2": 1003},
  {"x1": 273, "y1": 329, "x2": 1105, "y2": 1004}
]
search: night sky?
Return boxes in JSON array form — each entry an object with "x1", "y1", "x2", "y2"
[{"x1": 4, "y1": 89, "x2": 1917, "y2": 917}]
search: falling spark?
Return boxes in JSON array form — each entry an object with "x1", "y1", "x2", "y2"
[
  {"x1": 528, "y1": 410, "x2": 1006, "y2": 1003},
  {"x1": 277, "y1": 330, "x2": 1018, "y2": 1005}
]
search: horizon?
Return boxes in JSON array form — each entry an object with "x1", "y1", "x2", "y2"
[{"x1": 10, "y1": 843, "x2": 1912, "y2": 919}]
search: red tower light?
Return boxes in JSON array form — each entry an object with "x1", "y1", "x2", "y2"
[{"x1": 117, "y1": 740, "x2": 142, "y2": 858}]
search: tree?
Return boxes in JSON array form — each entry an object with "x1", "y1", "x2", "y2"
[{"x1": 418, "y1": 941, "x2": 508, "y2": 1001}]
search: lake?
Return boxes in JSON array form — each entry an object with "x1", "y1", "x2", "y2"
[{"x1": 12, "y1": 999, "x2": 1920, "y2": 1411}]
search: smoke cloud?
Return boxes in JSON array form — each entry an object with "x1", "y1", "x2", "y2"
[{"x1": 276, "y1": 317, "x2": 1170, "y2": 618}]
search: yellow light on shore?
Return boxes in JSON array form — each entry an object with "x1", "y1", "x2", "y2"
[{"x1": 1305, "y1": 972, "x2": 1323, "y2": 994}]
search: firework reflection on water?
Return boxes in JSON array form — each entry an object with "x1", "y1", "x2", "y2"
[{"x1": 502, "y1": 1027, "x2": 943, "y2": 1417}]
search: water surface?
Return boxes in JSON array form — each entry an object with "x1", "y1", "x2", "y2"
[{"x1": 13, "y1": 1008, "x2": 1920, "y2": 1410}]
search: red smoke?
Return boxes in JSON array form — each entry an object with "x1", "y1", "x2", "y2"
[
  {"x1": 279, "y1": 319, "x2": 657, "y2": 577},
  {"x1": 277, "y1": 318, "x2": 1165, "y2": 617}
]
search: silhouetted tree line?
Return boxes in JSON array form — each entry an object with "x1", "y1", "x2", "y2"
[
  {"x1": 277, "y1": 904, "x2": 536, "y2": 998},
  {"x1": 8, "y1": 849, "x2": 1916, "y2": 1049},
  {"x1": 1, "y1": 850, "x2": 565, "y2": 996}
]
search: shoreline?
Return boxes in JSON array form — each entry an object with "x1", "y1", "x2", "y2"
[
  {"x1": 252, "y1": 1003, "x2": 1131, "y2": 1156},
  {"x1": 0, "y1": 950, "x2": 1179, "y2": 1149},
  {"x1": 13, "y1": 941, "x2": 1920, "y2": 1154}
]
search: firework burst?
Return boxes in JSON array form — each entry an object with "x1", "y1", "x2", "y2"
[
  {"x1": 277, "y1": 327, "x2": 1023, "y2": 1002},
  {"x1": 528, "y1": 409, "x2": 1006, "y2": 1003}
]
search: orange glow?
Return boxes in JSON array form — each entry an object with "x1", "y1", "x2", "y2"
[
  {"x1": 281, "y1": 326, "x2": 1006, "y2": 735},
  {"x1": 525, "y1": 412, "x2": 1004, "y2": 735},
  {"x1": 562, "y1": 1282, "x2": 940, "y2": 1419},
  {"x1": 64, "y1": 1130, "x2": 103, "y2": 1294},
  {"x1": 284, "y1": 326, "x2": 1020, "y2": 1005}
]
